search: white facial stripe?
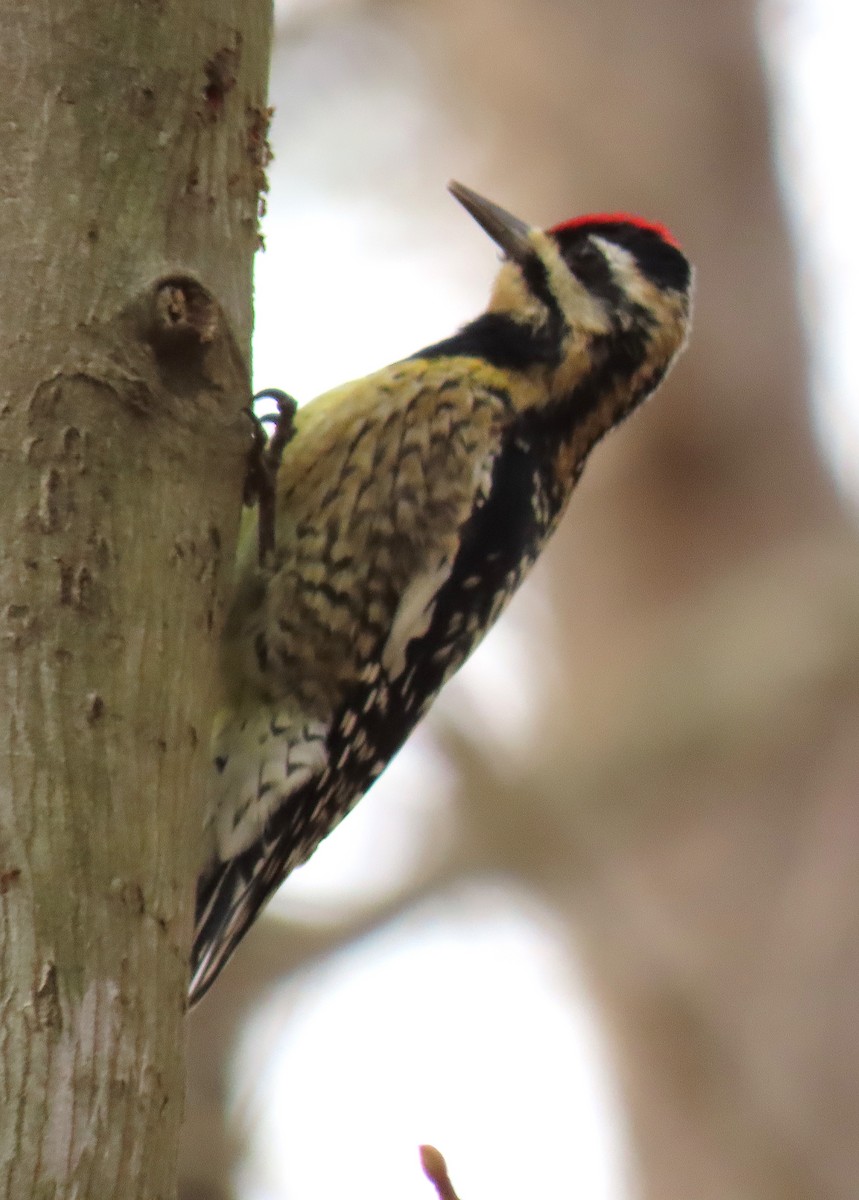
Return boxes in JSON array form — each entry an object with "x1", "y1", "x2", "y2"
[
  {"x1": 589, "y1": 236, "x2": 652, "y2": 307},
  {"x1": 530, "y1": 230, "x2": 610, "y2": 334}
]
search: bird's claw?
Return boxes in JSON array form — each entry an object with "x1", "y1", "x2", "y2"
[{"x1": 243, "y1": 388, "x2": 298, "y2": 567}]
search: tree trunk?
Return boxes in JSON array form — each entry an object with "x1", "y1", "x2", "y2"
[{"x1": 0, "y1": 4, "x2": 272, "y2": 1196}]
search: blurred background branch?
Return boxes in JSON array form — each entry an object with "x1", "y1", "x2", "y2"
[{"x1": 182, "y1": 1, "x2": 859, "y2": 1197}]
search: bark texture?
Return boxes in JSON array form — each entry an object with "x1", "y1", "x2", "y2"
[{"x1": 0, "y1": 4, "x2": 272, "y2": 1197}]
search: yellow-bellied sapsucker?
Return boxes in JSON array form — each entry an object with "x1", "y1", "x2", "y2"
[{"x1": 189, "y1": 182, "x2": 692, "y2": 1005}]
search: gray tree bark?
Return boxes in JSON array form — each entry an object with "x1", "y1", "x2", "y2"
[{"x1": 0, "y1": 4, "x2": 273, "y2": 1197}]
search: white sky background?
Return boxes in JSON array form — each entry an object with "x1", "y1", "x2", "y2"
[
  {"x1": 760, "y1": 0, "x2": 859, "y2": 497},
  {"x1": 235, "y1": 2, "x2": 859, "y2": 1197}
]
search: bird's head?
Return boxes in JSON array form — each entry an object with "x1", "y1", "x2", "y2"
[{"x1": 448, "y1": 181, "x2": 692, "y2": 412}]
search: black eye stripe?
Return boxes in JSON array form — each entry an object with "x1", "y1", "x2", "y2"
[
  {"x1": 554, "y1": 222, "x2": 690, "y2": 293},
  {"x1": 564, "y1": 240, "x2": 624, "y2": 306}
]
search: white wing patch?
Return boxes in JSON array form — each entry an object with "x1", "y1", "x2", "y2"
[
  {"x1": 206, "y1": 707, "x2": 328, "y2": 863},
  {"x1": 381, "y1": 447, "x2": 497, "y2": 682},
  {"x1": 381, "y1": 559, "x2": 453, "y2": 680},
  {"x1": 472, "y1": 448, "x2": 495, "y2": 498}
]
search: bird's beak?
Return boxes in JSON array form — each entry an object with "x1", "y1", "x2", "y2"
[{"x1": 448, "y1": 181, "x2": 533, "y2": 265}]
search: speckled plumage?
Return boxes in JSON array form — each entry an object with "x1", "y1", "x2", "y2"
[{"x1": 189, "y1": 183, "x2": 692, "y2": 1005}]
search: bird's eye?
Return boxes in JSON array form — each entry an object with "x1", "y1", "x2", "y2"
[
  {"x1": 566, "y1": 240, "x2": 611, "y2": 288},
  {"x1": 574, "y1": 241, "x2": 602, "y2": 264}
]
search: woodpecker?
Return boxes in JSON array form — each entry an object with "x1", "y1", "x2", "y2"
[{"x1": 190, "y1": 182, "x2": 692, "y2": 1005}]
